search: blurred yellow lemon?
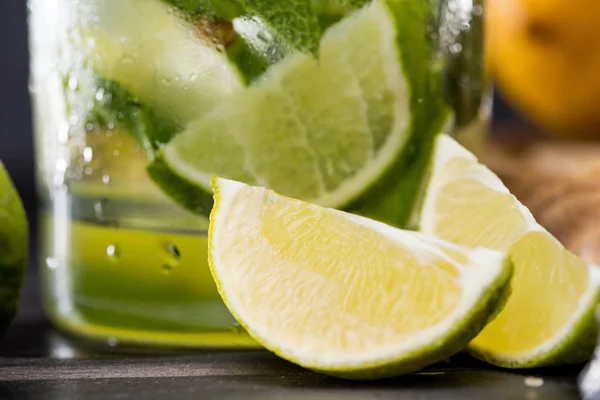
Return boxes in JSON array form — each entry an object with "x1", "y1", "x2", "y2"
[{"x1": 487, "y1": 0, "x2": 600, "y2": 139}]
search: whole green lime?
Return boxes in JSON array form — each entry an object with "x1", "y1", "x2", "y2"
[{"x1": 0, "y1": 161, "x2": 28, "y2": 335}]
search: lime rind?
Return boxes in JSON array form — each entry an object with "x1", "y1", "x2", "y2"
[
  {"x1": 349, "y1": 108, "x2": 452, "y2": 229},
  {"x1": 343, "y1": 0, "x2": 452, "y2": 228},
  {"x1": 147, "y1": 155, "x2": 216, "y2": 215},
  {"x1": 0, "y1": 162, "x2": 28, "y2": 335},
  {"x1": 469, "y1": 268, "x2": 600, "y2": 368},
  {"x1": 209, "y1": 177, "x2": 513, "y2": 379},
  {"x1": 319, "y1": 259, "x2": 511, "y2": 379}
]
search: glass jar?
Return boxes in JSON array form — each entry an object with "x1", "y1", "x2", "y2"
[{"x1": 29, "y1": 0, "x2": 489, "y2": 348}]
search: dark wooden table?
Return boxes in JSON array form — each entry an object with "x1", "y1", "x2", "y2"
[
  {"x1": 0, "y1": 322, "x2": 587, "y2": 399},
  {"x1": 0, "y1": 268, "x2": 587, "y2": 400}
]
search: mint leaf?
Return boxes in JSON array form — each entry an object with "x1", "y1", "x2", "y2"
[
  {"x1": 227, "y1": 36, "x2": 272, "y2": 84},
  {"x1": 87, "y1": 78, "x2": 183, "y2": 157},
  {"x1": 335, "y1": 0, "x2": 371, "y2": 7},
  {"x1": 163, "y1": 0, "x2": 373, "y2": 57},
  {"x1": 162, "y1": 0, "x2": 244, "y2": 19},
  {"x1": 313, "y1": 0, "x2": 371, "y2": 30},
  {"x1": 163, "y1": 0, "x2": 322, "y2": 56},
  {"x1": 230, "y1": 17, "x2": 291, "y2": 82},
  {"x1": 314, "y1": 0, "x2": 371, "y2": 11},
  {"x1": 240, "y1": 0, "x2": 321, "y2": 56},
  {"x1": 242, "y1": 0, "x2": 376, "y2": 56}
]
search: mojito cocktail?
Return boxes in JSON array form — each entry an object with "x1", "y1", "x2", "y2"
[{"x1": 30, "y1": 0, "x2": 487, "y2": 347}]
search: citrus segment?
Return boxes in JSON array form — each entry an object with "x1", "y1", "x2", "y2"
[
  {"x1": 208, "y1": 177, "x2": 512, "y2": 378},
  {"x1": 419, "y1": 134, "x2": 600, "y2": 367}
]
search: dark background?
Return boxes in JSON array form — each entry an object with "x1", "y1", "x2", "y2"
[{"x1": 1, "y1": 0, "x2": 36, "y2": 216}]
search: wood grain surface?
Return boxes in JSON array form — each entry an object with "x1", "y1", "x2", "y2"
[{"x1": 486, "y1": 135, "x2": 600, "y2": 265}]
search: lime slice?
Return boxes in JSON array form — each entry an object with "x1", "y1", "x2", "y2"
[
  {"x1": 149, "y1": 1, "x2": 412, "y2": 215},
  {"x1": 76, "y1": 0, "x2": 244, "y2": 123},
  {"x1": 418, "y1": 134, "x2": 600, "y2": 368},
  {"x1": 0, "y1": 162, "x2": 28, "y2": 334},
  {"x1": 208, "y1": 177, "x2": 513, "y2": 379}
]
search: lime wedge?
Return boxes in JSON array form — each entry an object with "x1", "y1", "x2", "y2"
[
  {"x1": 0, "y1": 162, "x2": 28, "y2": 334},
  {"x1": 208, "y1": 177, "x2": 512, "y2": 379},
  {"x1": 149, "y1": 1, "x2": 412, "y2": 215},
  {"x1": 418, "y1": 134, "x2": 600, "y2": 368}
]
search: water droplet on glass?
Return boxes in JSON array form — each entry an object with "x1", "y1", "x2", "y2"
[
  {"x1": 68, "y1": 114, "x2": 79, "y2": 126},
  {"x1": 162, "y1": 264, "x2": 174, "y2": 275},
  {"x1": 107, "y1": 122, "x2": 115, "y2": 130},
  {"x1": 106, "y1": 244, "x2": 119, "y2": 260},
  {"x1": 256, "y1": 30, "x2": 269, "y2": 43},
  {"x1": 94, "y1": 198, "x2": 108, "y2": 221},
  {"x1": 85, "y1": 123, "x2": 95, "y2": 132},
  {"x1": 448, "y1": 0, "x2": 459, "y2": 12},
  {"x1": 83, "y1": 147, "x2": 93, "y2": 163},
  {"x1": 54, "y1": 159, "x2": 68, "y2": 187},
  {"x1": 56, "y1": 159, "x2": 68, "y2": 172},
  {"x1": 450, "y1": 43, "x2": 463, "y2": 54},
  {"x1": 58, "y1": 122, "x2": 70, "y2": 143},
  {"x1": 167, "y1": 243, "x2": 181, "y2": 260},
  {"x1": 231, "y1": 322, "x2": 244, "y2": 334},
  {"x1": 102, "y1": 175, "x2": 111, "y2": 185},
  {"x1": 472, "y1": 5, "x2": 483, "y2": 16},
  {"x1": 95, "y1": 87, "x2": 105, "y2": 101},
  {"x1": 68, "y1": 76, "x2": 78, "y2": 90},
  {"x1": 190, "y1": 73, "x2": 198, "y2": 81},
  {"x1": 84, "y1": 167, "x2": 93, "y2": 176},
  {"x1": 46, "y1": 257, "x2": 59, "y2": 269},
  {"x1": 107, "y1": 337, "x2": 119, "y2": 347},
  {"x1": 53, "y1": 172, "x2": 66, "y2": 188},
  {"x1": 113, "y1": 149, "x2": 120, "y2": 157}
]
